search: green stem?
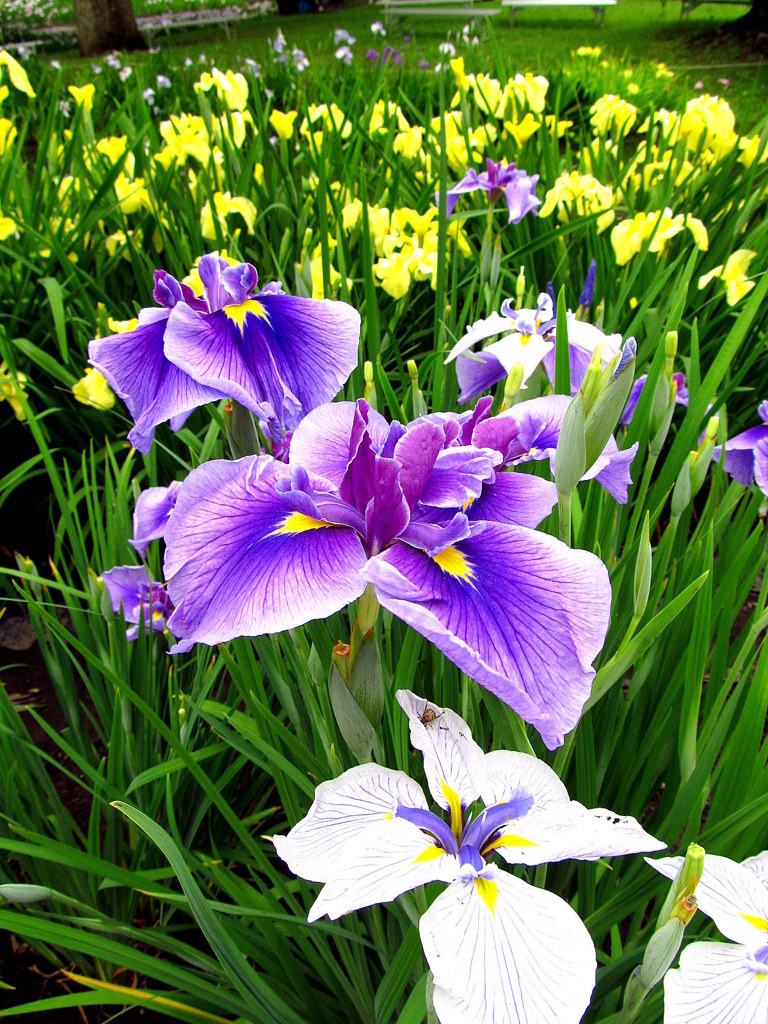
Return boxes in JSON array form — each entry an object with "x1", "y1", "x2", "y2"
[
  {"x1": 624, "y1": 453, "x2": 658, "y2": 552},
  {"x1": 552, "y1": 732, "x2": 575, "y2": 778}
]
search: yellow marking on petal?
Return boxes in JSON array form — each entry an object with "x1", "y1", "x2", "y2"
[
  {"x1": 475, "y1": 876, "x2": 499, "y2": 915},
  {"x1": 740, "y1": 913, "x2": 768, "y2": 931},
  {"x1": 483, "y1": 833, "x2": 539, "y2": 854},
  {"x1": 441, "y1": 780, "x2": 464, "y2": 841},
  {"x1": 152, "y1": 610, "x2": 165, "y2": 622},
  {"x1": 268, "y1": 511, "x2": 333, "y2": 536},
  {"x1": 413, "y1": 844, "x2": 445, "y2": 864},
  {"x1": 223, "y1": 299, "x2": 267, "y2": 331},
  {"x1": 462, "y1": 496, "x2": 475, "y2": 513},
  {"x1": 433, "y1": 545, "x2": 476, "y2": 585},
  {"x1": 383, "y1": 812, "x2": 393, "y2": 819}
]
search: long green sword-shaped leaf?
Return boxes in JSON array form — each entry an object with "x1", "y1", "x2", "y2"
[{"x1": 112, "y1": 801, "x2": 306, "y2": 1024}]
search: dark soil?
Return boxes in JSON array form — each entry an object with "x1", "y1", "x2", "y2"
[
  {"x1": 0, "y1": 615, "x2": 97, "y2": 833},
  {"x1": 0, "y1": 626, "x2": 158, "y2": 1022}
]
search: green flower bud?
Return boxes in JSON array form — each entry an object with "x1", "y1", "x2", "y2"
[
  {"x1": 657, "y1": 842, "x2": 705, "y2": 926},
  {"x1": 639, "y1": 918, "x2": 685, "y2": 989},
  {"x1": 516, "y1": 265, "x2": 526, "y2": 307},
  {"x1": 671, "y1": 456, "x2": 692, "y2": 517},
  {"x1": 583, "y1": 342, "x2": 636, "y2": 472},
  {"x1": 408, "y1": 359, "x2": 428, "y2": 418},
  {"x1": 223, "y1": 399, "x2": 261, "y2": 459},
  {"x1": 357, "y1": 582, "x2": 379, "y2": 633},
  {"x1": 580, "y1": 343, "x2": 605, "y2": 417},
  {"x1": 329, "y1": 662, "x2": 376, "y2": 763},
  {"x1": 690, "y1": 417, "x2": 719, "y2": 497},
  {"x1": 490, "y1": 235, "x2": 502, "y2": 293},
  {"x1": 501, "y1": 363, "x2": 525, "y2": 409},
  {"x1": 664, "y1": 330, "x2": 678, "y2": 363},
  {"x1": 0, "y1": 884, "x2": 55, "y2": 905},
  {"x1": 555, "y1": 393, "x2": 586, "y2": 497},
  {"x1": 348, "y1": 631, "x2": 384, "y2": 729},
  {"x1": 363, "y1": 361, "x2": 377, "y2": 411},
  {"x1": 634, "y1": 512, "x2": 652, "y2": 619}
]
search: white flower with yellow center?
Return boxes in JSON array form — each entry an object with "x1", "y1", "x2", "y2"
[{"x1": 277, "y1": 691, "x2": 665, "y2": 1024}]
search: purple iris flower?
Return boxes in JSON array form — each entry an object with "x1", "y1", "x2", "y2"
[
  {"x1": 578, "y1": 260, "x2": 597, "y2": 309},
  {"x1": 441, "y1": 159, "x2": 540, "y2": 223},
  {"x1": 712, "y1": 401, "x2": 768, "y2": 496},
  {"x1": 89, "y1": 254, "x2": 361, "y2": 454},
  {"x1": 472, "y1": 394, "x2": 639, "y2": 504},
  {"x1": 102, "y1": 565, "x2": 174, "y2": 641},
  {"x1": 129, "y1": 481, "x2": 182, "y2": 557},
  {"x1": 164, "y1": 397, "x2": 612, "y2": 748},
  {"x1": 620, "y1": 372, "x2": 689, "y2": 427},
  {"x1": 381, "y1": 46, "x2": 403, "y2": 65}
]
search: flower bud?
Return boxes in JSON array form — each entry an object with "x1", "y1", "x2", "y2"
[
  {"x1": 638, "y1": 918, "x2": 685, "y2": 990},
  {"x1": 357, "y1": 582, "x2": 379, "y2": 633},
  {"x1": 580, "y1": 343, "x2": 605, "y2": 416},
  {"x1": 279, "y1": 226, "x2": 293, "y2": 268},
  {"x1": 583, "y1": 339, "x2": 636, "y2": 472},
  {"x1": 516, "y1": 265, "x2": 526, "y2": 307},
  {"x1": 656, "y1": 842, "x2": 705, "y2": 926},
  {"x1": 490, "y1": 235, "x2": 502, "y2": 293},
  {"x1": 664, "y1": 329, "x2": 678, "y2": 363},
  {"x1": 649, "y1": 396, "x2": 676, "y2": 459},
  {"x1": 408, "y1": 359, "x2": 428, "y2": 418},
  {"x1": 332, "y1": 641, "x2": 350, "y2": 681},
  {"x1": 649, "y1": 373, "x2": 671, "y2": 439},
  {"x1": 623, "y1": 844, "x2": 704, "y2": 1019},
  {"x1": 634, "y1": 512, "x2": 652, "y2": 619},
  {"x1": 577, "y1": 258, "x2": 597, "y2": 313},
  {"x1": 690, "y1": 416, "x2": 719, "y2": 496},
  {"x1": 501, "y1": 363, "x2": 525, "y2": 409},
  {"x1": 555, "y1": 392, "x2": 586, "y2": 497},
  {"x1": 223, "y1": 399, "x2": 260, "y2": 459},
  {"x1": 348, "y1": 631, "x2": 384, "y2": 729},
  {"x1": 0, "y1": 884, "x2": 55, "y2": 905},
  {"x1": 329, "y1": 662, "x2": 376, "y2": 763},
  {"x1": 363, "y1": 361, "x2": 377, "y2": 411},
  {"x1": 671, "y1": 455, "x2": 692, "y2": 517}
]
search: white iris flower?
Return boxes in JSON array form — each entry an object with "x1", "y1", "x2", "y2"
[{"x1": 276, "y1": 690, "x2": 665, "y2": 1024}]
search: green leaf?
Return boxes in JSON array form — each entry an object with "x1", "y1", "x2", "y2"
[{"x1": 112, "y1": 801, "x2": 305, "y2": 1024}]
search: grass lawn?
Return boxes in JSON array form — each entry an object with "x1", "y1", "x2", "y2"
[{"x1": 53, "y1": 0, "x2": 768, "y2": 126}]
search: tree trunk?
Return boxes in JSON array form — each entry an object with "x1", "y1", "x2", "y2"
[
  {"x1": 72, "y1": 0, "x2": 146, "y2": 57},
  {"x1": 720, "y1": 0, "x2": 768, "y2": 35}
]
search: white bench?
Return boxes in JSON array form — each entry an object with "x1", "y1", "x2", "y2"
[
  {"x1": 382, "y1": 0, "x2": 503, "y2": 24},
  {"x1": 502, "y1": 0, "x2": 616, "y2": 23},
  {"x1": 0, "y1": 38, "x2": 44, "y2": 56}
]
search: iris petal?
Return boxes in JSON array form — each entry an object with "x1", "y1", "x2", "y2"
[
  {"x1": 420, "y1": 868, "x2": 597, "y2": 1024},
  {"x1": 306, "y1": 817, "x2": 460, "y2": 922},
  {"x1": 363, "y1": 523, "x2": 612, "y2": 749},
  {"x1": 274, "y1": 764, "x2": 429, "y2": 884},
  {"x1": 164, "y1": 455, "x2": 367, "y2": 646},
  {"x1": 396, "y1": 689, "x2": 486, "y2": 812},
  {"x1": 664, "y1": 942, "x2": 768, "y2": 1024}
]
